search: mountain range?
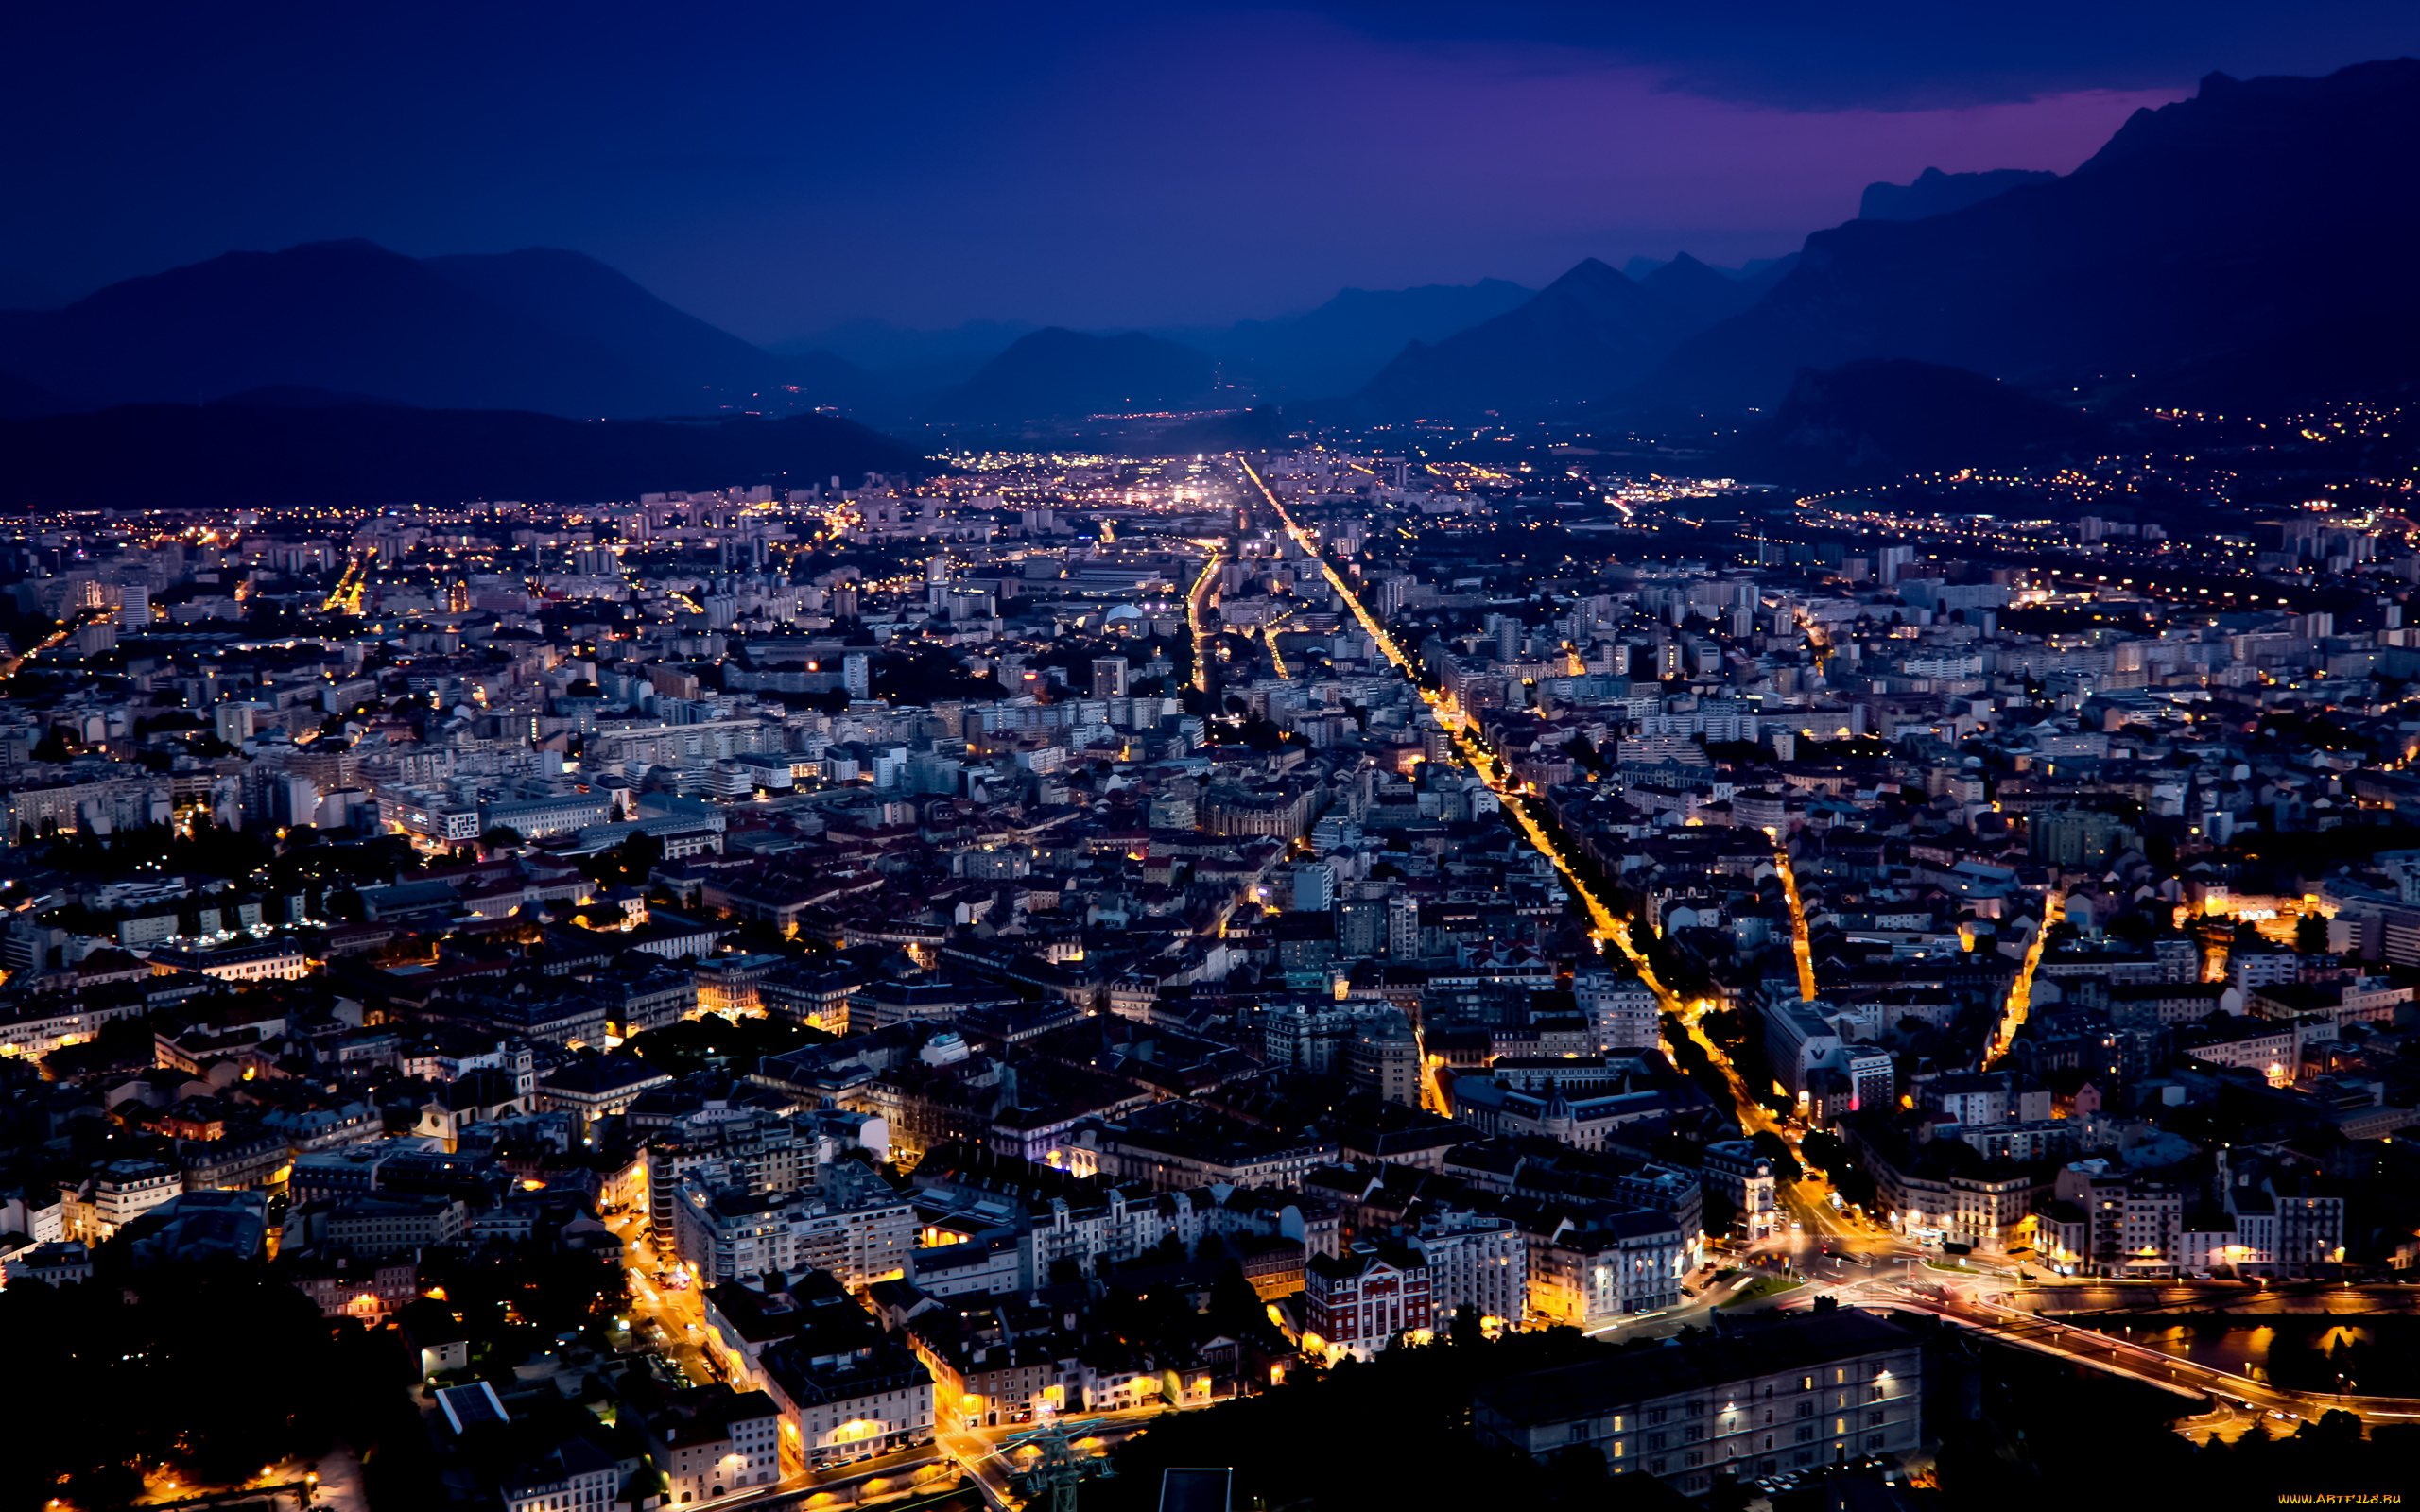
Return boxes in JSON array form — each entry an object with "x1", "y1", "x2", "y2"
[
  {"x1": 1650, "y1": 60, "x2": 2420, "y2": 414},
  {"x1": 1857, "y1": 167, "x2": 2058, "y2": 222},
  {"x1": 778, "y1": 318, "x2": 1044, "y2": 392},
  {"x1": 1178, "y1": 279, "x2": 1538, "y2": 400},
  {"x1": 0, "y1": 245, "x2": 1559, "y2": 428},
  {"x1": 792, "y1": 279, "x2": 1540, "y2": 407},
  {"x1": 0, "y1": 240, "x2": 880, "y2": 420},
  {"x1": 1720, "y1": 359, "x2": 2107, "y2": 485},
  {"x1": 1350, "y1": 254, "x2": 1791, "y2": 418},
  {"x1": 8, "y1": 56, "x2": 2420, "y2": 490},
  {"x1": 922, "y1": 328, "x2": 1219, "y2": 423}
]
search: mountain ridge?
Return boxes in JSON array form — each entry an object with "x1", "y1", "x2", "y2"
[
  {"x1": 922, "y1": 328, "x2": 1219, "y2": 423},
  {"x1": 0, "y1": 239, "x2": 876, "y2": 420},
  {"x1": 1352, "y1": 257, "x2": 1737, "y2": 418},
  {"x1": 1858, "y1": 166, "x2": 2057, "y2": 222},
  {"x1": 1720, "y1": 358, "x2": 2107, "y2": 486},
  {"x1": 1644, "y1": 59, "x2": 2420, "y2": 413}
]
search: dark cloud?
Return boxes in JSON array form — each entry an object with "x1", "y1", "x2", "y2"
[{"x1": 1305, "y1": 1, "x2": 2420, "y2": 108}]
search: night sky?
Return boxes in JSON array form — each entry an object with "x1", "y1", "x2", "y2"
[{"x1": 10, "y1": 3, "x2": 2420, "y2": 339}]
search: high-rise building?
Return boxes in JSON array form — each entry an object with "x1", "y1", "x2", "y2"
[
  {"x1": 1336, "y1": 897, "x2": 1387, "y2": 958},
  {"x1": 1091, "y1": 657, "x2": 1129, "y2": 698},
  {"x1": 841, "y1": 654, "x2": 871, "y2": 700},
  {"x1": 1387, "y1": 894, "x2": 1422, "y2": 960},
  {"x1": 214, "y1": 702, "x2": 258, "y2": 746},
  {"x1": 1345, "y1": 1009, "x2": 1420, "y2": 1106},
  {"x1": 1573, "y1": 969, "x2": 1658, "y2": 1052},
  {"x1": 1290, "y1": 863, "x2": 1334, "y2": 913},
  {"x1": 1411, "y1": 1211, "x2": 1526, "y2": 1329}
]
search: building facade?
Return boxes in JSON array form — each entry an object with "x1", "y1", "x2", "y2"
[{"x1": 1474, "y1": 1310, "x2": 1923, "y2": 1499}]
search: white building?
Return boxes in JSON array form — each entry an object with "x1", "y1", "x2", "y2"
[
  {"x1": 1702, "y1": 1140, "x2": 1781, "y2": 1240},
  {"x1": 1575, "y1": 969, "x2": 1660, "y2": 1053},
  {"x1": 84, "y1": 1159, "x2": 182, "y2": 1240},
  {"x1": 1411, "y1": 1210, "x2": 1527, "y2": 1328},
  {"x1": 673, "y1": 1168, "x2": 915, "y2": 1289}
]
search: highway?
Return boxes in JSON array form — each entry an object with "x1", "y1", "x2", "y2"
[{"x1": 1830, "y1": 1265, "x2": 2420, "y2": 1436}]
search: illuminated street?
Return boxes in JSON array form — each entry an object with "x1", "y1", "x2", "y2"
[
  {"x1": 13, "y1": 17, "x2": 2420, "y2": 1510},
  {"x1": 1772, "y1": 839, "x2": 1818, "y2": 1003},
  {"x1": 1236, "y1": 453, "x2": 1884, "y2": 1254}
]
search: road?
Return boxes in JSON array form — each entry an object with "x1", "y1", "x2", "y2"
[
  {"x1": 1233, "y1": 455, "x2": 1895, "y2": 1256},
  {"x1": 939, "y1": 1406, "x2": 1185, "y2": 1505},
  {"x1": 1909, "y1": 1277, "x2": 2420, "y2": 1433},
  {"x1": 1236, "y1": 455, "x2": 2300, "y2": 1416},
  {"x1": 1263, "y1": 609, "x2": 1296, "y2": 679},
  {"x1": 321, "y1": 555, "x2": 367, "y2": 615},
  {"x1": 1767, "y1": 1258, "x2": 2420, "y2": 1438},
  {"x1": 1185, "y1": 546, "x2": 1222, "y2": 695},
  {"x1": 0, "y1": 610, "x2": 86, "y2": 680},
  {"x1": 610, "y1": 1211, "x2": 724, "y2": 1388},
  {"x1": 1989, "y1": 891, "x2": 2061, "y2": 1064},
  {"x1": 609, "y1": 1210, "x2": 1176, "y2": 1506},
  {"x1": 1772, "y1": 840, "x2": 1818, "y2": 1002}
]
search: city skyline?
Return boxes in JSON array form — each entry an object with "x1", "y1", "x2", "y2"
[{"x1": 12, "y1": 11, "x2": 2420, "y2": 1512}]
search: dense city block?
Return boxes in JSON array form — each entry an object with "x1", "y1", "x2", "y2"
[{"x1": 4, "y1": 435, "x2": 2420, "y2": 1512}]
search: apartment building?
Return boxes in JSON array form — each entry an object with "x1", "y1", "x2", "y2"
[
  {"x1": 1475, "y1": 1309, "x2": 1922, "y2": 1499},
  {"x1": 1304, "y1": 1240, "x2": 1432, "y2": 1360},
  {"x1": 672, "y1": 1167, "x2": 915, "y2": 1289},
  {"x1": 1574, "y1": 968, "x2": 1660, "y2": 1053},
  {"x1": 1528, "y1": 1210, "x2": 1692, "y2": 1329},
  {"x1": 1409, "y1": 1210, "x2": 1526, "y2": 1328}
]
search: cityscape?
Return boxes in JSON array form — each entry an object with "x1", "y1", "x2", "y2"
[{"x1": 9, "y1": 9, "x2": 2420, "y2": 1512}]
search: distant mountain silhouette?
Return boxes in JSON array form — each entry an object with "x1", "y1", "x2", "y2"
[
  {"x1": 1622, "y1": 254, "x2": 1799, "y2": 284},
  {"x1": 1721, "y1": 359, "x2": 2106, "y2": 485},
  {"x1": 1201, "y1": 279, "x2": 1535, "y2": 399},
  {"x1": 925, "y1": 328, "x2": 1217, "y2": 422},
  {"x1": 422, "y1": 247, "x2": 885, "y2": 410},
  {"x1": 1858, "y1": 167, "x2": 2057, "y2": 222},
  {"x1": 0, "y1": 400, "x2": 920, "y2": 509},
  {"x1": 781, "y1": 318, "x2": 1042, "y2": 390},
  {"x1": 208, "y1": 384, "x2": 412, "y2": 409},
  {"x1": 1636, "y1": 254, "x2": 1785, "y2": 333},
  {"x1": 2134, "y1": 300, "x2": 2420, "y2": 409},
  {"x1": 1650, "y1": 60, "x2": 2420, "y2": 413},
  {"x1": 787, "y1": 283, "x2": 1541, "y2": 404},
  {"x1": 0, "y1": 369, "x2": 69, "y2": 420},
  {"x1": 0, "y1": 239, "x2": 876, "y2": 419},
  {"x1": 1354, "y1": 258, "x2": 1729, "y2": 418}
]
